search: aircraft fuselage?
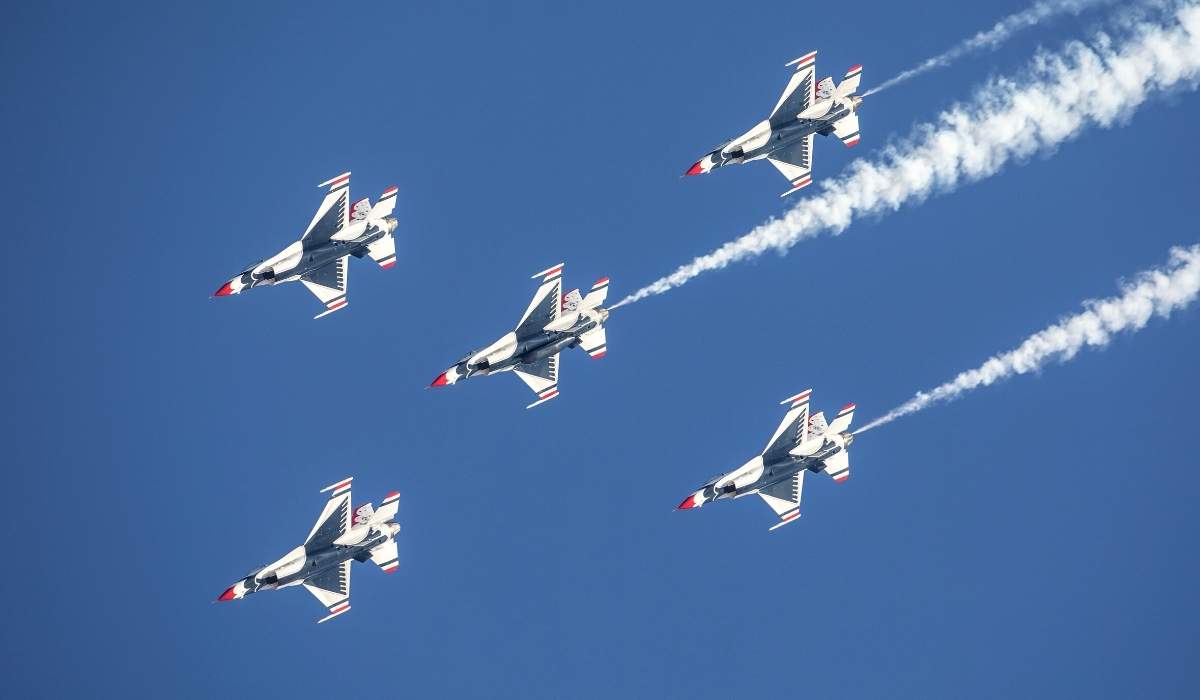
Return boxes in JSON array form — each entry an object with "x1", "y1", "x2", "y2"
[{"x1": 703, "y1": 435, "x2": 851, "y2": 504}]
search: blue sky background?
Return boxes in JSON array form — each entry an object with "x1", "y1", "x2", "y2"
[{"x1": 4, "y1": 1, "x2": 1200, "y2": 697}]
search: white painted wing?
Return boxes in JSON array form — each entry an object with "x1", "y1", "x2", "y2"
[
  {"x1": 516, "y1": 263, "x2": 563, "y2": 337},
  {"x1": 759, "y1": 471, "x2": 805, "y2": 531},
  {"x1": 515, "y1": 353, "x2": 559, "y2": 408},
  {"x1": 768, "y1": 133, "x2": 815, "y2": 196},
  {"x1": 769, "y1": 51, "x2": 817, "y2": 123},
  {"x1": 306, "y1": 478, "x2": 352, "y2": 546},
  {"x1": 302, "y1": 256, "x2": 349, "y2": 319},
  {"x1": 303, "y1": 172, "x2": 351, "y2": 244},
  {"x1": 762, "y1": 390, "x2": 811, "y2": 459},
  {"x1": 306, "y1": 560, "x2": 352, "y2": 623}
]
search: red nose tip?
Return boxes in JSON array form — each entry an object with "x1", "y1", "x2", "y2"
[
  {"x1": 677, "y1": 495, "x2": 697, "y2": 510},
  {"x1": 429, "y1": 372, "x2": 450, "y2": 388},
  {"x1": 217, "y1": 586, "x2": 237, "y2": 602},
  {"x1": 685, "y1": 160, "x2": 705, "y2": 177},
  {"x1": 214, "y1": 282, "x2": 233, "y2": 297}
]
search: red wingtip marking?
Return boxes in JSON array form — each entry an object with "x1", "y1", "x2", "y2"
[
  {"x1": 591, "y1": 351, "x2": 606, "y2": 359},
  {"x1": 685, "y1": 160, "x2": 705, "y2": 177},
  {"x1": 677, "y1": 495, "x2": 696, "y2": 510},
  {"x1": 848, "y1": 64, "x2": 862, "y2": 73},
  {"x1": 842, "y1": 403, "x2": 855, "y2": 411},
  {"x1": 430, "y1": 372, "x2": 450, "y2": 388},
  {"x1": 214, "y1": 282, "x2": 233, "y2": 297},
  {"x1": 595, "y1": 277, "x2": 609, "y2": 285},
  {"x1": 217, "y1": 586, "x2": 237, "y2": 602},
  {"x1": 384, "y1": 491, "x2": 399, "y2": 499},
  {"x1": 381, "y1": 261, "x2": 396, "y2": 269}
]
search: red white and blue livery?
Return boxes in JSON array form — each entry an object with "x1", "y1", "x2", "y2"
[
  {"x1": 685, "y1": 52, "x2": 864, "y2": 196},
  {"x1": 677, "y1": 389, "x2": 857, "y2": 530}
]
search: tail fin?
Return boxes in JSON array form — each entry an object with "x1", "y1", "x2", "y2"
[
  {"x1": 815, "y1": 76, "x2": 835, "y2": 100},
  {"x1": 562, "y1": 289, "x2": 583, "y2": 313},
  {"x1": 835, "y1": 65, "x2": 862, "y2": 98},
  {"x1": 581, "y1": 277, "x2": 609, "y2": 308},
  {"x1": 827, "y1": 403, "x2": 855, "y2": 433}
]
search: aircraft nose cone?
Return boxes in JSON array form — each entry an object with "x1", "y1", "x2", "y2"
[
  {"x1": 217, "y1": 586, "x2": 237, "y2": 602},
  {"x1": 677, "y1": 494, "x2": 697, "y2": 510},
  {"x1": 684, "y1": 160, "x2": 706, "y2": 177},
  {"x1": 214, "y1": 282, "x2": 234, "y2": 297},
  {"x1": 429, "y1": 372, "x2": 451, "y2": 388}
]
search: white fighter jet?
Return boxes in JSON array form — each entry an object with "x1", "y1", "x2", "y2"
[
  {"x1": 213, "y1": 172, "x2": 400, "y2": 318},
  {"x1": 430, "y1": 263, "x2": 610, "y2": 408},
  {"x1": 216, "y1": 477, "x2": 401, "y2": 623},
  {"x1": 676, "y1": 389, "x2": 856, "y2": 530},
  {"x1": 685, "y1": 51, "x2": 864, "y2": 196}
]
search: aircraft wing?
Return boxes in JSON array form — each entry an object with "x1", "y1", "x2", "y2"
[
  {"x1": 768, "y1": 133, "x2": 815, "y2": 197},
  {"x1": 306, "y1": 478, "x2": 352, "y2": 548},
  {"x1": 769, "y1": 51, "x2": 817, "y2": 126},
  {"x1": 515, "y1": 354, "x2": 560, "y2": 408},
  {"x1": 516, "y1": 263, "x2": 564, "y2": 338},
  {"x1": 304, "y1": 560, "x2": 351, "y2": 623},
  {"x1": 301, "y1": 255, "x2": 349, "y2": 319},
  {"x1": 758, "y1": 471, "x2": 805, "y2": 531},
  {"x1": 762, "y1": 390, "x2": 812, "y2": 463},
  {"x1": 303, "y1": 173, "x2": 350, "y2": 246}
]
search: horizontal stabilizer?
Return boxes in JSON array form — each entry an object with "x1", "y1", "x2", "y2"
[
  {"x1": 369, "y1": 539, "x2": 400, "y2": 574},
  {"x1": 824, "y1": 449, "x2": 850, "y2": 483},
  {"x1": 579, "y1": 327, "x2": 606, "y2": 358},
  {"x1": 370, "y1": 186, "x2": 398, "y2": 219},
  {"x1": 832, "y1": 112, "x2": 860, "y2": 147},
  {"x1": 836, "y1": 65, "x2": 862, "y2": 98},
  {"x1": 366, "y1": 234, "x2": 397, "y2": 269},
  {"x1": 827, "y1": 403, "x2": 855, "y2": 433},
  {"x1": 374, "y1": 491, "x2": 400, "y2": 523},
  {"x1": 581, "y1": 277, "x2": 609, "y2": 308}
]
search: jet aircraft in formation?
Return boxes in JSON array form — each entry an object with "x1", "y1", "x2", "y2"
[
  {"x1": 217, "y1": 477, "x2": 401, "y2": 623},
  {"x1": 213, "y1": 172, "x2": 400, "y2": 318},
  {"x1": 677, "y1": 389, "x2": 856, "y2": 530},
  {"x1": 685, "y1": 51, "x2": 864, "y2": 196},
  {"x1": 430, "y1": 263, "x2": 611, "y2": 408}
]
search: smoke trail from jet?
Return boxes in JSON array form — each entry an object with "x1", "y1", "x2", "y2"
[
  {"x1": 609, "y1": 3, "x2": 1200, "y2": 310},
  {"x1": 862, "y1": 0, "x2": 1111, "y2": 97},
  {"x1": 853, "y1": 244, "x2": 1200, "y2": 434}
]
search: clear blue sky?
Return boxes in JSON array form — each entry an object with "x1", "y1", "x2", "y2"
[{"x1": 4, "y1": 2, "x2": 1200, "y2": 697}]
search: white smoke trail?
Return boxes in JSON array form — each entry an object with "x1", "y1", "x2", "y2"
[
  {"x1": 854, "y1": 244, "x2": 1200, "y2": 434},
  {"x1": 611, "y1": 3, "x2": 1200, "y2": 309},
  {"x1": 863, "y1": 0, "x2": 1110, "y2": 97}
]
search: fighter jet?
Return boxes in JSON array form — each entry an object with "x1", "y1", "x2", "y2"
[
  {"x1": 216, "y1": 477, "x2": 401, "y2": 623},
  {"x1": 685, "y1": 51, "x2": 863, "y2": 197},
  {"x1": 430, "y1": 263, "x2": 610, "y2": 408},
  {"x1": 213, "y1": 172, "x2": 400, "y2": 318},
  {"x1": 676, "y1": 389, "x2": 855, "y2": 530}
]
